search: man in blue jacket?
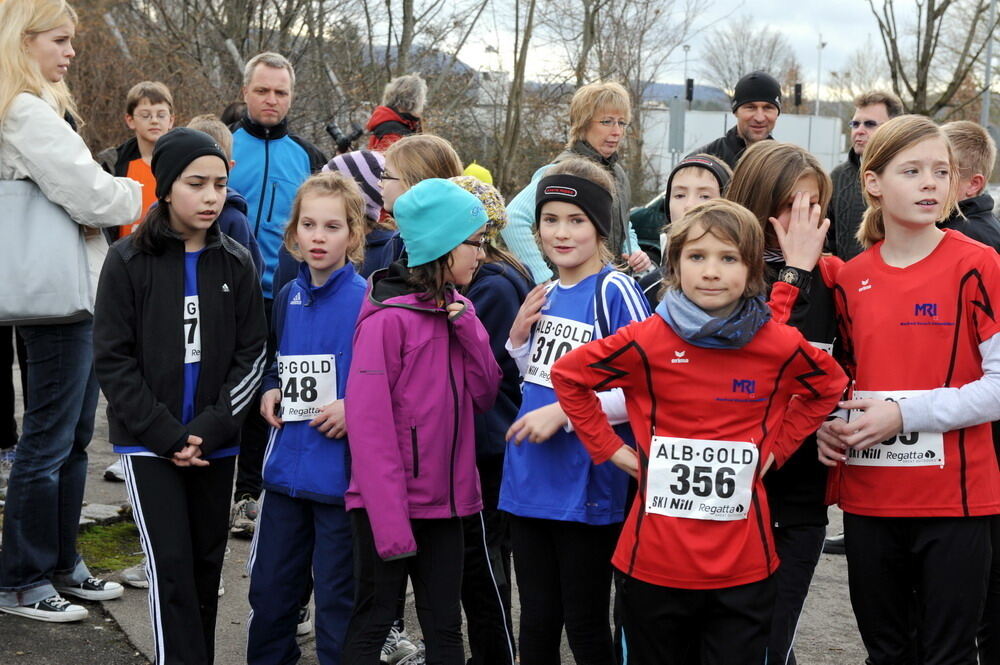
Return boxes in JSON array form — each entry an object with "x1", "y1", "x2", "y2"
[{"x1": 229, "y1": 51, "x2": 326, "y2": 541}]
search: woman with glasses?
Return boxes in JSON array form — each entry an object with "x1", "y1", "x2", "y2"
[{"x1": 502, "y1": 81, "x2": 652, "y2": 284}]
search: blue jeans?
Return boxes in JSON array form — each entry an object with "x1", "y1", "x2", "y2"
[{"x1": 0, "y1": 318, "x2": 97, "y2": 606}]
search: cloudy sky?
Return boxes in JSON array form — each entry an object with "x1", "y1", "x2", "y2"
[{"x1": 459, "y1": 0, "x2": 921, "y2": 95}]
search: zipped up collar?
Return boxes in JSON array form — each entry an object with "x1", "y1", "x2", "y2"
[{"x1": 239, "y1": 111, "x2": 290, "y2": 140}]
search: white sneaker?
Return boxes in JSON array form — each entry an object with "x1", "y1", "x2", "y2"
[
  {"x1": 218, "y1": 576, "x2": 225, "y2": 597},
  {"x1": 56, "y1": 577, "x2": 124, "y2": 601},
  {"x1": 104, "y1": 459, "x2": 125, "y2": 482},
  {"x1": 0, "y1": 595, "x2": 88, "y2": 622},
  {"x1": 296, "y1": 605, "x2": 313, "y2": 636},
  {"x1": 121, "y1": 562, "x2": 149, "y2": 589},
  {"x1": 381, "y1": 627, "x2": 419, "y2": 664}
]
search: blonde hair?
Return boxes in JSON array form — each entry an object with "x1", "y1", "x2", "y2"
[
  {"x1": 726, "y1": 141, "x2": 832, "y2": 250},
  {"x1": 381, "y1": 74, "x2": 427, "y2": 116},
  {"x1": 857, "y1": 115, "x2": 959, "y2": 248},
  {"x1": 243, "y1": 52, "x2": 295, "y2": 91},
  {"x1": 567, "y1": 81, "x2": 632, "y2": 147},
  {"x1": 0, "y1": 0, "x2": 79, "y2": 124},
  {"x1": 187, "y1": 114, "x2": 233, "y2": 160},
  {"x1": 664, "y1": 199, "x2": 766, "y2": 298},
  {"x1": 534, "y1": 157, "x2": 617, "y2": 266},
  {"x1": 942, "y1": 120, "x2": 997, "y2": 185},
  {"x1": 283, "y1": 172, "x2": 367, "y2": 267},
  {"x1": 126, "y1": 80, "x2": 173, "y2": 115},
  {"x1": 384, "y1": 134, "x2": 462, "y2": 188}
]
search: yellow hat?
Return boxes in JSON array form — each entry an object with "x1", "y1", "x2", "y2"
[{"x1": 463, "y1": 161, "x2": 493, "y2": 185}]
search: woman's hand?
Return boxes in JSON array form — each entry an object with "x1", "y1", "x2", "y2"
[
  {"x1": 260, "y1": 388, "x2": 283, "y2": 429},
  {"x1": 509, "y1": 284, "x2": 549, "y2": 349},
  {"x1": 310, "y1": 399, "x2": 347, "y2": 439},
  {"x1": 506, "y1": 402, "x2": 568, "y2": 444},
  {"x1": 623, "y1": 250, "x2": 653, "y2": 273},
  {"x1": 771, "y1": 191, "x2": 830, "y2": 273}
]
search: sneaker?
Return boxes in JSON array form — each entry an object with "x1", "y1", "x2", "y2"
[
  {"x1": 230, "y1": 495, "x2": 258, "y2": 539},
  {"x1": 103, "y1": 459, "x2": 125, "y2": 482},
  {"x1": 0, "y1": 595, "x2": 88, "y2": 622},
  {"x1": 56, "y1": 577, "x2": 124, "y2": 601},
  {"x1": 218, "y1": 576, "x2": 225, "y2": 598},
  {"x1": 120, "y1": 562, "x2": 149, "y2": 589},
  {"x1": 296, "y1": 605, "x2": 313, "y2": 636},
  {"x1": 396, "y1": 640, "x2": 425, "y2": 665},
  {"x1": 381, "y1": 627, "x2": 419, "y2": 664},
  {"x1": 823, "y1": 532, "x2": 846, "y2": 555},
  {"x1": 0, "y1": 446, "x2": 15, "y2": 492}
]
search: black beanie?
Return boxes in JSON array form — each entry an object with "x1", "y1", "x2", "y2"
[
  {"x1": 151, "y1": 128, "x2": 229, "y2": 200},
  {"x1": 535, "y1": 174, "x2": 613, "y2": 238},
  {"x1": 731, "y1": 71, "x2": 782, "y2": 114}
]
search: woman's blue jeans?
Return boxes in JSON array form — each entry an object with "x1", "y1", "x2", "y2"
[{"x1": 0, "y1": 318, "x2": 97, "y2": 606}]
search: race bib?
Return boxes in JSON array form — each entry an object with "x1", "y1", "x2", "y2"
[
  {"x1": 846, "y1": 390, "x2": 944, "y2": 467},
  {"x1": 278, "y1": 354, "x2": 338, "y2": 422},
  {"x1": 809, "y1": 340, "x2": 834, "y2": 355},
  {"x1": 183, "y1": 296, "x2": 201, "y2": 364},
  {"x1": 523, "y1": 315, "x2": 593, "y2": 388},
  {"x1": 646, "y1": 436, "x2": 758, "y2": 521}
]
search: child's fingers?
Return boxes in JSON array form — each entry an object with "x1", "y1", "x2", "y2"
[{"x1": 187, "y1": 435, "x2": 203, "y2": 446}]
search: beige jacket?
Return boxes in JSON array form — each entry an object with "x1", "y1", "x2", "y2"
[{"x1": 0, "y1": 92, "x2": 142, "y2": 305}]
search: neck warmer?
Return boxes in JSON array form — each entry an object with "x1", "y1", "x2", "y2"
[{"x1": 656, "y1": 288, "x2": 771, "y2": 349}]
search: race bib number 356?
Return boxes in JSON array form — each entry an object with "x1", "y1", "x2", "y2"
[
  {"x1": 278, "y1": 354, "x2": 337, "y2": 422},
  {"x1": 646, "y1": 436, "x2": 758, "y2": 521},
  {"x1": 523, "y1": 315, "x2": 593, "y2": 389},
  {"x1": 846, "y1": 390, "x2": 944, "y2": 467}
]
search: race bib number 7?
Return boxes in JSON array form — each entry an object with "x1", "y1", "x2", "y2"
[
  {"x1": 184, "y1": 296, "x2": 201, "y2": 364},
  {"x1": 846, "y1": 390, "x2": 944, "y2": 467},
  {"x1": 646, "y1": 436, "x2": 758, "y2": 521},
  {"x1": 278, "y1": 354, "x2": 337, "y2": 422},
  {"x1": 523, "y1": 315, "x2": 593, "y2": 389}
]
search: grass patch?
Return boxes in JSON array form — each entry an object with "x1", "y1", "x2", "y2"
[{"x1": 77, "y1": 521, "x2": 143, "y2": 574}]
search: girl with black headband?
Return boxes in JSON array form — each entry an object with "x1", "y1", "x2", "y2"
[
  {"x1": 500, "y1": 157, "x2": 650, "y2": 665},
  {"x1": 93, "y1": 128, "x2": 267, "y2": 664}
]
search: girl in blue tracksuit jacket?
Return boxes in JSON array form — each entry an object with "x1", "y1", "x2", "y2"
[{"x1": 246, "y1": 172, "x2": 368, "y2": 665}]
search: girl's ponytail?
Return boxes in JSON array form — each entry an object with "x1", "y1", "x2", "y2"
[{"x1": 856, "y1": 205, "x2": 885, "y2": 249}]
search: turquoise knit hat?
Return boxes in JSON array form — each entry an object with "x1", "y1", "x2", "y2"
[{"x1": 394, "y1": 178, "x2": 488, "y2": 266}]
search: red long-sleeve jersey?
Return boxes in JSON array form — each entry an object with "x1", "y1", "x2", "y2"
[
  {"x1": 551, "y1": 315, "x2": 847, "y2": 590},
  {"x1": 830, "y1": 230, "x2": 1000, "y2": 517}
]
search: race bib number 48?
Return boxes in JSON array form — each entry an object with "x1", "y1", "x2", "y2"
[
  {"x1": 846, "y1": 390, "x2": 944, "y2": 467},
  {"x1": 524, "y1": 315, "x2": 593, "y2": 389},
  {"x1": 278, "y1": 354, "x2": 337, "y2": 422},
  {"x1": 646, "y1": 436, "x2": 758, "y2": 521}
]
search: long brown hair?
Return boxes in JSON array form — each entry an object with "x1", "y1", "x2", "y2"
[
  {"x1": 384, "y1": 134, "x2": 462, "y2": 188},
  {"x1": 857, "y1": 114, "x2": 959, "y2": 248}
]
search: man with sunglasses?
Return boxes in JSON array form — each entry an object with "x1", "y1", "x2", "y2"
[
  {"x1": 689, "y1": 71, "x2": 782, "y2": 169},
  {"x1": 827, "y1": 90, "x2": 904, "y2": 261}
]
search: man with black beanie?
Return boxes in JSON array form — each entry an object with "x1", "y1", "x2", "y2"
[{"x1": 689, "y1": 71, "x2": 782, "y2": 168}]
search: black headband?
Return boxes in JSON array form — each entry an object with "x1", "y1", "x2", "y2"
[
  {"x1": 535, "y1": 174, "x2": 613, "y2": 237},
  {"x1": 664, "y1": 156, "x2": 732, "y2": 223}
]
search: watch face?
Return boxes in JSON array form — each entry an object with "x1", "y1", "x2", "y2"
[{"x1": 780, "y1": 268, "x2": 797, "y2": 285}]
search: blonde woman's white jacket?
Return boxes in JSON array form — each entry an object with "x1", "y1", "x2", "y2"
[{"x1": 0, "y1": 92, "x2": 142, "y2": 306}]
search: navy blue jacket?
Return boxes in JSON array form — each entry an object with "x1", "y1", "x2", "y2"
[
  {"x1": 465, "y1": 260, "x2": 533, "y2": 458},
  {"x1": 360, "y1": 228, "x2": 404, "y2": 279},
  {"x1": 261, "y1": 261, "x2": 367, "y2": 503},
  {"x1": 218, "y1": 187, "x2": 264, "y2": 277}
]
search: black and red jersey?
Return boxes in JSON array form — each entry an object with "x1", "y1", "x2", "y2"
[
  {"x1": 831, "y1": 229, "x2": 1000, "y2": 517},
  {"x1": 551, "y1": 315, "x2": 846, "y2": 589}
]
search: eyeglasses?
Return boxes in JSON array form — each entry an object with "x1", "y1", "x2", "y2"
[
  {"x1": 134, "y1": 112, "x2": 171, "y2": 121},
  {"x1": 594, "y1": 119, "x2": 630, "y2": 129},
  {"x1": 460, "y1": 237, "x2": 487, "y2": 250},
  {"x1": 848, "y1": 120, "x2": 879, "y2": 129}
]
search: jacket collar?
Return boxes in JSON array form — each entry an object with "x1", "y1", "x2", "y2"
[
  {"x1": 294, "y1": 260, "x2": 357, "y2": 305},
  {"x1": 238, "y1": 111, "x2": 289, "y2": 140},
  {"x1": 958, "y1": 193, "x2": 995, "y2": 218},
  {"x1": 569, "y1": 140, "x2": 620, "y2": 169}
]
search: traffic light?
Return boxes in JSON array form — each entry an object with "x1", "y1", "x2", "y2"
[{"x1": 685, "y1": 78, "x2": 694, "y2": 103}]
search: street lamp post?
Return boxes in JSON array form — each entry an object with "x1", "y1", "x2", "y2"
[{"x1": 815, "y1": 34, "x2": 826, "y2": 117}]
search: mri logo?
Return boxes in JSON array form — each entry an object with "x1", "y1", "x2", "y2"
[
  {"x1": 914, "y1": 303, "x2": 938, "y2": 317},
  {"x1": 732, "y1": 379, "x2": 756, "y2": 394}
]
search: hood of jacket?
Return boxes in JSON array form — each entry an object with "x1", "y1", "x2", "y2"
[
  {"x1": 359, "y1": 260, "x2": 455, "y2": 322},
  {"x1": 225, "y1": 186, "x2": 248, "y2": 215},
  {"x1": 366, "y1": 105, "x2": 421, "y2": 133}
]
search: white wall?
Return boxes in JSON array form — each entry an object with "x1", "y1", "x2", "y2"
[{"x1": 639, "y1": 107, "x2": 846, "y2": 203}]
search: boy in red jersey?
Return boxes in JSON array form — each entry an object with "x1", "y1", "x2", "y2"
[
  {"x1": 551, "y1": 199, "x2": 847, "y2": 664},
  {"x1": 818, "y1": 115, "x2": 1000, "y2": 664}
]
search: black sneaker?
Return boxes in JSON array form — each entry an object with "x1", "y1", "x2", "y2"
[
  {"x1": 823, "y1": 533, "x2": 846, "y2": 555},
  {"x1": 0, "y1": 595, "x2": 88, "y2": 622},
  {"x1": 56, "y1": 577, "x2": 124, "y2": 601}
]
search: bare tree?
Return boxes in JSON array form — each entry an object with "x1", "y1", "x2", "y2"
[
  {"x1": 699, "y1": 17, "x2": 802, "y2": 97},
  {"x1": 496, "y1": 0, "x2": 539, "y2": 195},
  {"x1": 827, "y1": 36, "x2": 891, "y2": 105},
  {"x1": 867, "y1": 0, "x2": 1000, "y2": 117}
]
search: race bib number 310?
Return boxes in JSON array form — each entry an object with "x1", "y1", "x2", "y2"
[
  {"x1": 846, "y1": 390, "x2": 944, "y2": 467},
  {"x1": 278, "y1": 354, "x2": 337, "y2": 422},
  {"x1": 646, "y1": 436, "x2": 758, "y2": 521},
  {"x1": 524, "y1": 315, "x2": 593, "y2": 389}
]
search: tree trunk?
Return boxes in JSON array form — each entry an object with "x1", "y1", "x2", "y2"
[{"x1": 497, "y1": 0, "x2": 538, "y2": 196}]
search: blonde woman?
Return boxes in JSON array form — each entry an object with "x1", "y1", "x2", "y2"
[
  {"x1": 0, "y1": 0, "x2": 140, "y2": 623},
  {"x1": 503, "y1": 81, "x2": 652, "y2": 283}
]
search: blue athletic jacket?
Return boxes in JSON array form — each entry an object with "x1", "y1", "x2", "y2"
[
  {"x1": 229, "y1": 114, "x2": 326, "y2": 298},
  {"x1": 260, "y1": 261, "x2": 366, "y2": 503}
]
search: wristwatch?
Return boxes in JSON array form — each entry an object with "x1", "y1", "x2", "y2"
[{"x1": 777, "y1": 266, "x2": 810, "y2": 288}]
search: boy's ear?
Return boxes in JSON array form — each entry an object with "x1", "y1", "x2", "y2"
[
  {"x1": 863, "y1": 171, "x2": 881, "y2": 198},
  {"x1": 124, "y1": 113, "x2": 136, "y2": 131},
  {"x1": 967, "y1": 173, "x2": 987, "y2": 198}
]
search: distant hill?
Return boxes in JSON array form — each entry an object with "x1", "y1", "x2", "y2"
[{"x1": 641, "y1": 82, "x2": 729, "y2": 106}]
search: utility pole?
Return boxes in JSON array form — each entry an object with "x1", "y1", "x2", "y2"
[
  {"x1": 815, "y1": 34, "x2": 826, "y2": 117},
  {"x1": 982, "y1": 0, "x2": 997, "y2": 127}
]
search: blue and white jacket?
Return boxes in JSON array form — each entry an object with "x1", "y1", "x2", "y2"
[
  {"x1": 229, "y1": 114, "x2": 326, "y2": 298},
  {"x1": 260, "y1": 261, "x2": 366, "y2": 504}
]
